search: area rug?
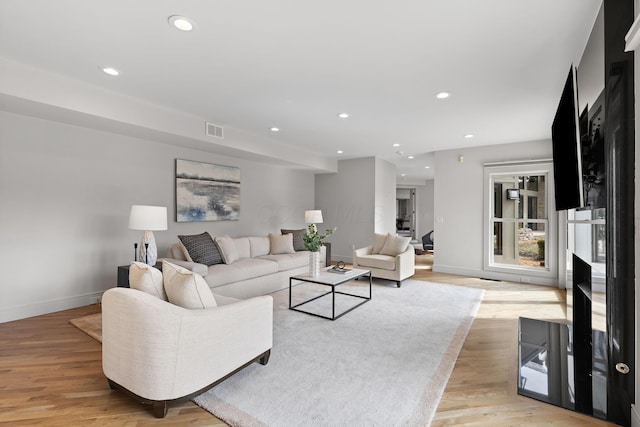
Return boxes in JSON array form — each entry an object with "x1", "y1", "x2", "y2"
[
  {"x1": 192, "y1": 279, "x2": 484, "y2": 427},
  {"x1": 69, "y1": 312, "x2": 102, "y2": 343}
]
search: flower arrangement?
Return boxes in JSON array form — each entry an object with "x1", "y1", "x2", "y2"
[{"x1": 303, "y1": 225, "x2": 336, "y2": 252}]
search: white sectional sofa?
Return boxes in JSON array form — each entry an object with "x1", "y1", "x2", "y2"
[{"x1": 162, "y1": 235, "x2": 325, "y2": 299}]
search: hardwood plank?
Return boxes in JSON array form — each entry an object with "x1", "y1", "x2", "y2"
[{"x1": 0, "y1": 256, "x2": 617, "y2": 426}]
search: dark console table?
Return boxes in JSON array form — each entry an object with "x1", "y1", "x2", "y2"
[{"x1": 117, "y1": 262, "x2": 162, "y2": 287}]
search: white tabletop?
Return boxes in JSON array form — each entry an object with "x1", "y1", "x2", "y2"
[{"x1": 290, "y1": 267, "x2": 370, "y2": 285}]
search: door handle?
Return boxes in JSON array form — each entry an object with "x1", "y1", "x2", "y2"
[{"x1": 615, "y1": 362, "x2": 630, "y2": 374}]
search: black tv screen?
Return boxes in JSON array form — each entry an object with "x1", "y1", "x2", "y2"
[{"x1": 552, "y1": 66, "x2": 584, "y2": 211}]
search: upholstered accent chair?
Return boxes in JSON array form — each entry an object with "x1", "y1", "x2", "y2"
[
  {"x1": 352, "y1": 233, "x2": 415, "y2": 287},
  {"x1": 102, "y1": 287, "x2": 273, "y2": 417}
]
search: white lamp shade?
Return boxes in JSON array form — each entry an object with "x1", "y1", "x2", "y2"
[
  {"x1": 305, "y1": 210, "x2": 323, "y2": 224},
  {"x1": 128, "y1": 205, "x2": 168, "y2": 231}
]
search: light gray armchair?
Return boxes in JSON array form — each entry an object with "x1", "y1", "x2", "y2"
[{"x1": 352, "y1": 244, "x2": 415, "y2": 287}]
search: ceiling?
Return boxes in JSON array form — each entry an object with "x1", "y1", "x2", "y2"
[{"x1": 0, "y1": 0, "x2": 602, "y2": 181}]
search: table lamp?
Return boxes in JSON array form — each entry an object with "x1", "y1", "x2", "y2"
[
  {"x1": 128, "y1": 205, "x2": 168, "y2": 265},
  {"x1": 305, "y1": 210, "x2": 323, "y2": 232}
]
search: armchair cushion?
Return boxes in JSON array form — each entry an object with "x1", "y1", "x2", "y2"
[
  {"x1": 129, "y1": 262, "x2": 167, "y2": 301},
  {"x1": 371, "y1": 233, "x2": 389, "y2": 254},
  {"x1": 380, "y1": 235, "x2": 411, "y2": 256},
  {"x1": 353, "y1": 254, "x2": 397, "y2": 271},
  {"x1": 162, "y1": 261, "x2": 217, "y2": 309}
]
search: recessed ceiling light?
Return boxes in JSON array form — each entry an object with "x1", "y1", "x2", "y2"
[
  {"x1": 337, "y1": 150, "x2": 344, "y2": 154},
  {"x1": 464, "y1": 134, "x2": 474, "y2": 138},
  {"x1": 392, "y1": 143, "x2": 400, "y2": 147},
  {"x1": 101, "y1": 67, "x2": 120, "y2": 76},
  {"x1": 401, "y1": 173, "x2": 406, "y2": 177},
  {"x1": 407, "y1": 156, "x2": 415, "y2": 159},
  {"x1": 424, "y1": 166, "x2": 431, "y2": 169},
  {"x1": 436, "y1": 92, "x2": 450, "y2": 99},
  {"x1": 337, "y1": 113, "x2": 350, "y2": 119},
  {"x1": 168, "y1": 15, "x2": 195, "y2": 31},
  {"x1": 270, "y1": 127, "x2": 280, "y2": 132}
]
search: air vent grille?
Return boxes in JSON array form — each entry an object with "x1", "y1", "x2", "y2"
[{"x1": 206, "y1": 122, "x2": 224, "y2": 139}]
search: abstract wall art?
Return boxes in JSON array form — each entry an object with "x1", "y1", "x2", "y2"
[{"x1": 176, "y1": 159, "x2": 240, "y2": 222}]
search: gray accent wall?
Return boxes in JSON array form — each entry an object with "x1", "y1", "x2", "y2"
[{"x1": 0, "y1": 111, "x2": 315, "y2": 322}]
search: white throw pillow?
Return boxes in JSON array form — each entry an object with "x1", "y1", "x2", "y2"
[
  {"x1": 380, "y1": 235, "x2": 411, "y2": 257},
  {"x1": 371, "y1": 233, "x2": 390, "y2": 254},
  {"x1": 129, "y1": 262, "x2": 167, "y2": 300},
  {"x1": 269, "y1": 233, "x2": 295, "y2": 255},
  {"x1": 215, "y1": 234, "x2": 239, "y2": 264},
  {"x1": 162, "y1": 261, "x2": 217, "y2": 309}
]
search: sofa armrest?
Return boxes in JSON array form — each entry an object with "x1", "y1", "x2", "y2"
[
  {"x1": 102, "y1": 287, "x2": 273, "y2": 401},
  {"x1": 158, "y1": 258, "x2": 208, "y2": 277},
  {"x1": 354, "y1": 245, "x2": 373, "y2": 257}
]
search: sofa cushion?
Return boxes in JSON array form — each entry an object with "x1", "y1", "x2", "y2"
[
  {"x1": 355, "y1": 254, "x2": 397, "y2": 271},
  {"x1": 233, "y1": 237, "x2": 251, "y2": 259},
  {"x1": 215, "y1": 234, "x2": 239, "y2": 264},
  {"x1": 178, "y1": 232, "x2": 222, "y2": 266},
  {"x1": 281, "y1": 228, "x2": 306, "y2": 251},
  {"x1": 269, "y1": 233, "x2": 295, "y2": 255},
  {"x1": 371, "y1": 233, "x2": 390, "y2": 254},
  {"x1": 259, "y1": 252, "x2": 309, "y2": 271},
  {"x1": 380, "y1": 235, "x2": 411, "y2": 256},
  {"x1": 205, "y1": 258, "x2": 279, "y2": 287},
  {"x1": 249, "y1": 236, "x2": 270, "y2": 257},
  {"x1": 162, "y1": 261, "x2": 217, "y2": 309},
  {"x1": 129, "y1": 262, "x2": 167, "y2": 300}
]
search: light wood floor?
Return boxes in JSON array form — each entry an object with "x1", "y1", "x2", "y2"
[{"x1": 0, "y1": 255, "x2": 617, "y2": 426}]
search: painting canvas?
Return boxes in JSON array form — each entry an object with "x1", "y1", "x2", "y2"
[{"x1": 176, "y1": 159, "x2": 240, "y2": 222}]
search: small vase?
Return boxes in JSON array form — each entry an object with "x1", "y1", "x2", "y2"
[{"x1": 309, "y1": 251, "x2": 321, "y2": 277}]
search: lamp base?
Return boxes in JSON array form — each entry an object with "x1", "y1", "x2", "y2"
[{"x1": 139, "y1": 231, "x2": 158, "y2": 266}]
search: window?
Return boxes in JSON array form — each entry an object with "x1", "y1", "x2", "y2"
[{"x1": 484, "y1": 162, "x2": 556, "y2": 278}]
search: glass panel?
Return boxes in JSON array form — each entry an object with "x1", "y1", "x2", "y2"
[
  {"x1": 518, "y1": 222, "x2": 546, "y2": 267},
  {"x1": 572, "y1": 222, "x2": 606, "y2": 276},
  {"x1": 493, "y1": 222, "x2": 503, "y2": 255},
  {"x1": 494, "y1": 183, "x2": 503, "y2": 218}
]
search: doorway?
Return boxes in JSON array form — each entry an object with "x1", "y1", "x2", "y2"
[{"x1": 396, "y1": 188, "x2": 416, "y2": 239}]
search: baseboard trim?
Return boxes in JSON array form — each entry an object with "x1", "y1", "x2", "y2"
[
  {"x1": 433, "y1": 264, "x2": 559, "y2": 287},
  {"x1": 632, "y1": 404, "x2": 640, "y2": 427},
  {"x1": 0, "y1": 291, "x2": 104, "y2": 323}
]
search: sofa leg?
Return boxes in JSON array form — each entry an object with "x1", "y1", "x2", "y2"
[
  {"x1": 396, "y1": 281, "x2": 401, "y2": 288},
  {"x1": 152, "y1": 401, "x2": 168, "y2": 418},
  {"x1": 259, "y1": 349, "x2": 271, "y2": 365},
  {"x1": 107, "y1": 379, "x2": 117, "y2": 390}
]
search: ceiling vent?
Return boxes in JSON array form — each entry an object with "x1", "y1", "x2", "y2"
[{"x1": 206, "y1": 122, "x2": 224, "y2": 139}]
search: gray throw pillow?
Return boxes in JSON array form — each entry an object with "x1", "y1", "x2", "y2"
[
  {"x1": 281, "y1": 228, "x2": 306, "y2": 251},
  {"x1": 178, "y1": 232, "x2": 222, "y2": 266}
]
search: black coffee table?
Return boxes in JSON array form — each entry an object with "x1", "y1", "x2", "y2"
[{"x1": 289, "y1": 267, "x2": 372, "y2": 320}]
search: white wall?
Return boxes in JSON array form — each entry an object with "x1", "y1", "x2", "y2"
[
  {"x1": 374, "y1": 158, "x2": 396, "y2": 235},
  {"x1": 316, "y1": 157, "x2": 396, "y2": 262},
  {"x1": 433, "y1": 140, "x2": 555, "y2": 284},
  {"x1": 0, "y1": 111, "x2": 315, "y2": 322}
]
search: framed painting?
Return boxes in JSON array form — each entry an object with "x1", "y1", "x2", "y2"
[{"x1": 176, "y1": 159, "x2": 240, "y2": 222}]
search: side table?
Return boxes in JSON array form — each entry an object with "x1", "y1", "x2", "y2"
[{"x1": 117, "y1": 262, "x2": 162, "y2": 287}]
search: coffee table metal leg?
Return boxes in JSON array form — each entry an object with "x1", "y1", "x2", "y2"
[{"x1": 332, "y1": 287, "x2": 335, "y2": 320}]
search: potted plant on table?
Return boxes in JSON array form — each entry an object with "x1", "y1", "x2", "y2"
[{"x1": 303, "y1": 225, "x2": 335, "y2": 277}]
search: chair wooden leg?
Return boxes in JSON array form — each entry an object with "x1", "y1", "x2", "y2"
[
  {"x1": 259, "y1": 349, "x2": 271, "y2": 365},
  {"x1": 152, "y1": 401, "x2": 168, "y2": 418}
]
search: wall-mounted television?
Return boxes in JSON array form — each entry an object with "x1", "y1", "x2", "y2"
[{"x1": 552, "y1": 66, "x2": 584, "y2": 211}]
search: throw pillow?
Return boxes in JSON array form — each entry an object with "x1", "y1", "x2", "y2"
[
  {"x1": 178, "y1": 241, "x2": 194, "y2": 262},
  {"x1": 162, "y1": 261, "x2": 217, "y2": 309},
  {"x1": 269, "y1": 233, "x2": 295, "y2": 254},
  {"x1": 215, "y1": 234, "x2": 239, "y2": 264},
  {"x1": 380, "y1": 235, "x2": 411, "y2": 257},
  {"x1": 281, "y1": 228, "x2": 306, "y2": 251},
  {"x1": 178, "y1": 232, "x2": 222, "y2": 266},
  {"x1": 129, "y1": 261, "x2": 167, "y2": 301},
  {"x1": 371, "y1": 233, "x2": 389, "y2": 254}
]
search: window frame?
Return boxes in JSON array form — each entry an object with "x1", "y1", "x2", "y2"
[{"x1": 483, "y1": 162, "x2": 557, "y2": 278}]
